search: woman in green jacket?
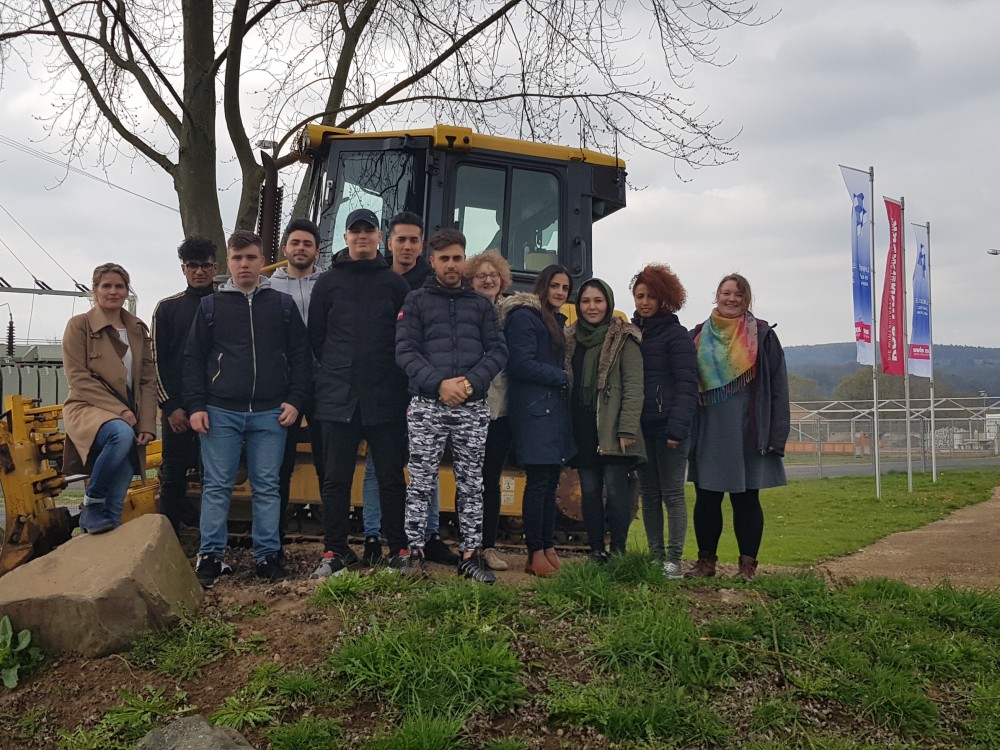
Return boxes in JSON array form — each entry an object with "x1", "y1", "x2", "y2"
[{"x1": 566, "y1": 278, "x2": 646, "y2": 561}]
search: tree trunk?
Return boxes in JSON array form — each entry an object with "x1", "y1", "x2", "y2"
[{"x1": 176, "y1": 0, "x2": 226, "y2": 257}]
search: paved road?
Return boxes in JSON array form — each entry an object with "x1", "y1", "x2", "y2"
[{"x1": 786, "y1": 455, "x2": 1000, "y2": 479}]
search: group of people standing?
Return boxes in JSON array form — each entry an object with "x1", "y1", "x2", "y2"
[{"x1": 60, "y1": 209, "x2": 789, "y2": 588}]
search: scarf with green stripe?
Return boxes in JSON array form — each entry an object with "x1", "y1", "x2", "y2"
[{"x1": 694, "y1": 310, "x2": 758, "y2": 404}]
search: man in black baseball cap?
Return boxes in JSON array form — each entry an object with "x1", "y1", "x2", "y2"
[
  {"x1": 345, "y1": 207, "x2": 379, "y2": 231},
  {"x1": 306, "y1": 207, "x2": 411, "y2": 577}
]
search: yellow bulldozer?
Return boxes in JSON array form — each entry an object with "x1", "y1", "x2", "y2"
[{"x1": 0, "y1": 123, "x2": 629, "y2": 575}]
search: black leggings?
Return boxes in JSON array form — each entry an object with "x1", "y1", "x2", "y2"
[{"x1": 692, "y1": 486, "x2": 764, "y2": 559}]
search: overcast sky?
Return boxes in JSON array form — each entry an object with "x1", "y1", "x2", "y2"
[{"x1": 1, "y1": 0, "x2": 998, "y2": 351}]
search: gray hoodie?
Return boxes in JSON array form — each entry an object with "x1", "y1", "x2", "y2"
[{"x1": 269, "y1": 266, "x2": 322, "y2": 324}]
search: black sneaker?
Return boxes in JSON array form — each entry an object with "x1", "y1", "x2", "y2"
[
  {"x1": 309, "y1": 548, "x2": 359, "y2": 579},
  {"x1": 389, "y1": 549, "x2": 426, "y2": 578},
  {"x1": 362, "y1": 535, "x2": 384, "y2": 567},
  {"x1": 256, "y1": 554, "x2": 293, "y2": 583},
  {"x1": 588, "y1": 550, "x2": 610, "y2": 565},
  {"x1": 458, "y1": 551, "x2": 497, "y2": 585},
  {"x1": 423, "y1": 533, "x2": 460, "y2": 565},
  {"x1": 195, "y1": 554, "x2": 223, "y2": 588}
]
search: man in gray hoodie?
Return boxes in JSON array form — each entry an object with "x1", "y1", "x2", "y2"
[{"x1": 269, "y1": 219, "x2": 324, "y2": 536}]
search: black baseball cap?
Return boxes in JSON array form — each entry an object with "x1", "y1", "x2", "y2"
[{"x1": 345, "y1": 208, "x2": 379, "y2": 230}]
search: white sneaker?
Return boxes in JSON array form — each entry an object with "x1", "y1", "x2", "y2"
[
  {"x1": 663, "y1": 560, "x2": 684, "y2": 580},
  {"x1": 481, "y1": 547, "x2": 509, "y2": 571}
]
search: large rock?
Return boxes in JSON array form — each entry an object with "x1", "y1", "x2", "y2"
[
  {"x1": 138, "y1": 716, "x2": 255, "y2": 750},
  {"x1": 0, "y1": 513, "x2": 202, "y2": 656}
]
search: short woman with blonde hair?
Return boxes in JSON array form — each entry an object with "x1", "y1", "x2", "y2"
[{"x1": 465, "y1": 249, "x2": 514, "y2": 570}]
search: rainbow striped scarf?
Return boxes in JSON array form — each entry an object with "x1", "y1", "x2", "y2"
[{"x1": 694, "y1": 311, "x2": 758, "y2": 404}]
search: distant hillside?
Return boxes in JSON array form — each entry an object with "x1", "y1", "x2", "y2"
[{"x1": 784, "y1": 343, "x2": 1000, "y2": 399}]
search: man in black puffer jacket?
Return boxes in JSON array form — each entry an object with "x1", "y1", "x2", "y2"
[
  {"x1": 395, "y1": 228, "x2": 507, "y2": 582},
  {"x1": 306, "y1": 208, "x2": 412, "y2": 578}
]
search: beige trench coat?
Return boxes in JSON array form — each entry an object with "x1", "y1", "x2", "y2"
[{"x1": 61, "y1": 306, "x2": 157, "y2": 476}]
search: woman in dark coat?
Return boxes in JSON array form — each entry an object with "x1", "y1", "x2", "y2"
[
  {"x1": 500, "y1": 264, "x2": 575, "y2": 577},
  {"x1": 687, "y1": 273, "x2": 790, "y2": 582},
  {"x1": 630, "y1": 264, "x2": 699, "y2": 579}
]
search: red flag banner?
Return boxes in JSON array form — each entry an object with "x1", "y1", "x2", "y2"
[{"x1": 880, "y1": 198, "x2": 905, "y2": 375}]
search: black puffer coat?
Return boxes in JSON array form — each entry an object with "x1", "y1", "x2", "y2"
[
  {"x1": 395, "y1": 276, "x2": 508, "y2": 399},
  {"x1": 307, "y1": 249, "x2": 411, "y2": 424},
  {"x1": 500, "y1": 293, "x2": 576, "y2": 466},
  {"x1": 632, "y1": 311, "x2": 699, "y2": 443}
]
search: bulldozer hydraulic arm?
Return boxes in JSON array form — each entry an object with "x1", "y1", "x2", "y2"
[{"x1": 0, "y1": 395, "x2": 72, "y2": 576}]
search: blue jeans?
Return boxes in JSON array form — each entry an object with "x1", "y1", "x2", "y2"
[
  {"x1": 362, "y1": 451, "x2": 440, "y2": 538},
  {"x1": 86, "y1": 419, "x2": 137, "y2": 525},
  {"x1": 199, "y1": 405, "x2": 287, "y2": 563}
]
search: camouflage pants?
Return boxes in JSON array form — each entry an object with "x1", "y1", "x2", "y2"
[{"x1": 405, "y1": 396, "x2": 490, "y2": 552}]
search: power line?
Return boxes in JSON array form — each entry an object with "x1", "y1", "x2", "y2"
[
  {"x1": 0, "y1": 134, "x2": 180, "y2": 214},
  {"x1": 0, "y1": 200, "x2": 82, "y2": 287}
]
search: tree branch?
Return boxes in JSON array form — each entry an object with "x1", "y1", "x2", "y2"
[
  {"x1": 37, "y1": 0, "x2": 174, "y2": 173},
  {"x1": 338, "y1": 0, "x2": 525, "y2": 128}
]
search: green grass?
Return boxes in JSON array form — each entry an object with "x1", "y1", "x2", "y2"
[
  {"x1": 628, "y1": 467, "x2": 1000, "y2": 565},
  {"x1": 32, "y1": 468, "x2": 1000, "y2": 749},
  {"x1": 328, "y1": 619, "x2": 526, "y2": 715},
  {"x1": 126, "y1": 612, "x2": 237, "y2": 679},
  {"x1": 266, "y1": 716, "x2": 343, "y2": 750},
  {"x1": 365, "y1": 712, "x2": 466, "y2": 750},
  {"x1": 57, "y1": 687, "x2": 192, "y2": 750}
]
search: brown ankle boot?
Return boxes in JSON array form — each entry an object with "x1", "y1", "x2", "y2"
[
  {"x1": 737, "y1": 555, "x2": 758, "y2": 583},
  {"x1": 685, "y1": 552, "x2": 717, "y2": 578},
  {"x1": 525, "y1": 550, "x2": 556, "y2": 577},
  {"x1": 543, "y1": 547, "x2": 561, "y2": 571}
]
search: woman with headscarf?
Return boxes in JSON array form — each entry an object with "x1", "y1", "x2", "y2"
[
  {"x1": 687, "y1": 273, "x2": 790, "y2": 582},
  {"x1": 500, "y1": 264, "x2": 576, "y2": 577},
  {"x1": 566, "y1": 278, "x2": 645, "y2": 562}
]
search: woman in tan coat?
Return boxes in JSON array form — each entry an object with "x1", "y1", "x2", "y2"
[{"x1": 62, "y1": 263, "x2": 157, "y2": 533}]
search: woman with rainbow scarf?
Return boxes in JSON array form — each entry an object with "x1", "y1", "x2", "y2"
[{"x1": 686, "y1": 273, "x2": 790, "y2": 582}]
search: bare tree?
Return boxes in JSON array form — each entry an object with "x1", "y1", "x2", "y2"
[{"x1": 0, "y1": 0, "x2": 768, "y2": 250}]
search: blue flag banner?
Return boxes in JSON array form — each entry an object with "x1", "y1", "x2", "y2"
[
  {"x1": 840, "y1": 166, "x2": 874, "y2": 365},
  {"x1": 908, "y1": 223, "x2": 932, "y2": 378}
]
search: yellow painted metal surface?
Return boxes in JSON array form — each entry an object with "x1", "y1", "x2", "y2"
[{"x1": 298, "y1": 123, "x2": 624, "y2": 168}]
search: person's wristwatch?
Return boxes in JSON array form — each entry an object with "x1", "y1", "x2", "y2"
[{"x1": 463, "y1": 378, "x2": 474, "y2": 396}]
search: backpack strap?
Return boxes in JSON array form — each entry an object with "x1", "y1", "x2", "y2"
[
  {"x1": 279, "y1": 292, "x2": 294, "y2": 324},
  {"x1": 199, "y1": 294, "x2": 216, "y2": 328}
]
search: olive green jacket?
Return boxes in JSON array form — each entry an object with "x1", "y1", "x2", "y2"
[{"x1": 565, "y1": 316, "x2": 646, "y2": 463}]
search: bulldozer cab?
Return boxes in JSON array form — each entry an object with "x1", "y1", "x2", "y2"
[{"x1": 294, "y1": 124, "x2": 626, "y2": 288}]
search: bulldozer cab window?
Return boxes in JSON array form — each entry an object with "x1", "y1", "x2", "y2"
[
  {"x1": 452, "y1": 164, "x2": 561, "y2": 273},
  {"x1": 319, "y1": 149, "x2": 423, "y2": 264}
]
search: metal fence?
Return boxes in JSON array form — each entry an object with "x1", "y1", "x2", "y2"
[{"x1": 789, "y1": 397, "x2": 1000, "y2": 460}]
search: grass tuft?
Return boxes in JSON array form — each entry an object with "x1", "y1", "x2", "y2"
[
  {"x1": 364, "y1": 711, "x2": 465, "y2": 750},
  {"x1": 266, "y1": 716, "x2": 343, "y2": 750},
  {"x1": 328, "y1": 620, "x2": 525, "y2": 714},
  {"x1": 126, "y1": 613, "x2": 235, "y2": 679}
]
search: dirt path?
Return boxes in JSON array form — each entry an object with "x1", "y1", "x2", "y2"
[{"x1": 818, "y1": 487, "x2": 1000, "y2": 591}]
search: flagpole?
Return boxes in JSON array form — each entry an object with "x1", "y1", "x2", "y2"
[
  {"x1": 926, "y1": 220, "x2": 937, "y2": 482},
  {"x1": 900, "y1": 197, "x2": 913, "y2": 492},
  {"x1": 868, "y1": 167, "x2": 882, "y2": 499}
]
